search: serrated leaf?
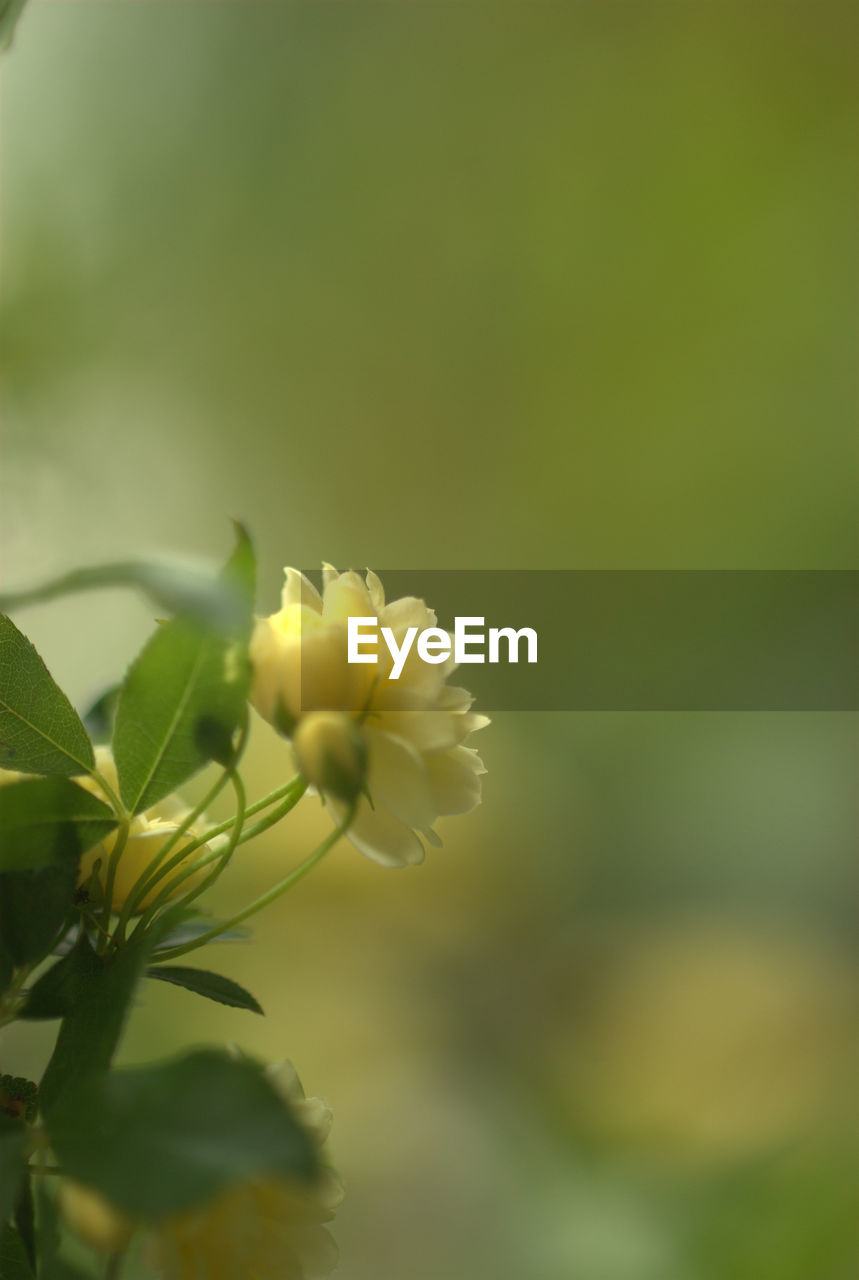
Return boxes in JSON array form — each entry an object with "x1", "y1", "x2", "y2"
[
  {"x1": 38, "y1": 910, "x2": 184, "y2": 1114},
  {"x1": 0, "y1": 778, "x2": 116, "y2": 873},
  {"x1": 113, "y1": 617, "x2": 248, "y2": 813},
  {"x1": 19, "y1": 932, "x2": 102, "y2": 1021},
  {"x1": 0, "y1": 1116, "x2": 27, "y2": 1224},
  {"x1": 46, "y1": 1049, "x2": 317, "y2": 1220},
  {"x1": 146, "y1": 965, "x2": 263, "y2": 1014},
  {"x1": 0, "y1": 617, "x2": 94, "y2": 778}
]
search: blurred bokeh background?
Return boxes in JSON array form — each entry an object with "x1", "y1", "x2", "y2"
[{"x1": 1, "y1": 3, "x2": 856, "y2": 1278}]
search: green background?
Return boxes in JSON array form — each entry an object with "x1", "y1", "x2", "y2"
[{"x1": 1, "y1": 4, "x2": 856, "y2": 1278}]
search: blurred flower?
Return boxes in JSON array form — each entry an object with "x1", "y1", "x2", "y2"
[
  {"x1": 293, "y1": 710, "x2": 367, "y2": 804},
  {"x1": 59, "y1": 1181, "x2": 137, "y2": 1253},
  {"x1": 150, "y1": 1061, "x2": 342, "y2": 1280},
  {"x1": 75, "y1": 747, "x2": 210, "y2": 913},
  {"x1": 250, "y1": 566, "x2": 489, "y2": 866}
]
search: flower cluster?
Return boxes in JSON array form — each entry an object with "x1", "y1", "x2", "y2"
[
  {"x1": 250, "y1": 566, "x2": 489, "y2": 866},
  {"x1": 0, "y1": 549, "x2": 488, "y2": 1280}
]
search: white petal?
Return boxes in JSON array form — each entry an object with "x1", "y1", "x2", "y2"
[
  {"x1": 365, "y1": 727, "x2": 436, "y2": 831},
  {"x1": 321, "y1": 574, "x2": 374, "y2": 624},
  {"x1": 380, "y1": 595, "x2": 437, "y2": 633},
  {"x1": 425, "y1": 746, "x2": 485, "y2": 815},
  {"x1": 336, "y1": 797, "x2": 425, "y2": 868},
  {"x1": 375, "y1": 709, "x2": 461, "y2": 753}
]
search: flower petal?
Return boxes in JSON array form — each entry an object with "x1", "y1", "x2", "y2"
[
  {"x1": 365, "y1": 727, "x2": 436, "y2": 831},
  {"x1": 425, "y1": 746, "x2": 485, "y2": 815},
  {"x1": 281, "y1": 568, "x2": 323, "y2": 612},
  {"x1": 337, "y1": 797, "x2": 425, "y2": 868}
]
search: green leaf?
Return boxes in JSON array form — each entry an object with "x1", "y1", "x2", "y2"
[
  {"x1": 81, "y1": 684, "x2": 121, "y2": 744},
  {"x1": 0, "y1": 1116, "x2": 27, "y2": 1224},
  {"x1": 0, "y1": 539, "x2": 255, "y2": 636},
  {"x1": 0, "y1": 869, "x2": 76, "y2": 971},
  {"x1": 0, "y1": 780, "x2": 116, "y2": 968},
  {"x1": 37, "y1": 911, "x2": 183, "y2": 1114},
  {"x1": 19, "y1": 933, "x2": 102, "y2": 1021},
  {"x1": 146, "y1": 965, "x2": 263, "y2": 1014},
  {"x1": 113, "y1": 527, "x2": 254, "y2": 813},
  {"x1": 0, "y1": 617, "x2": 94, "y2": 778},
  {"x1": 0, "y1": 1225, "x2": 34, "y2": 1280},
  {"x1": 220, "y1": 521, "x2": 257, "y2": 640},
  {"x1": 113, "y1": 617, "x2": 248, "y2": 812},
  {"x1": 152, "y1": 917, "x2": 250, "y2": 951},
  {"x1": 0, "y1": 778, "x2": 116, "y2": 873},
  {"x1": 46, "y1": 1049, "x2": 317, "y2": 1220}
]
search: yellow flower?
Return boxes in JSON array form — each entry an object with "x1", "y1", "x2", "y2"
[
  {"x1": 250, "y1": 566, "x2": 489, "y2": 867},
  {"x1": 75, "y1": 747, "x2": 210, "y2": 913},
  {"x1": 150, "y1": 1061, "x2": 342, "y2": 1280}
]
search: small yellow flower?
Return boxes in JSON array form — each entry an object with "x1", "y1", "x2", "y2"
[
  {"x1": 150, "y1": 1061, "x2": 342, "y2": 1280},
  {"x1": 250, "y1": 566, "x2": 489, "y2": 867},
  {"x1": 75, "y1": 747, "x2": 210, "y2": 913}
]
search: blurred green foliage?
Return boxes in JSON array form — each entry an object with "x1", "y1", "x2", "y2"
[{"x1": 1, "y1": 4, "x2": 855, "y2": 1278}]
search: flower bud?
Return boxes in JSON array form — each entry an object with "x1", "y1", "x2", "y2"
[
  {"x1": 76, "y1": 820, "x2": 209, "y2": 914},
  {"x1": 59, "y1": 1181, "x2": 137, "y2": 1253},
  {"x1": 293, "y1": 711, "x2": 367, "y2": 804}
]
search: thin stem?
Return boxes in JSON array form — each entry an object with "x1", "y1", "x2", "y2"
[
  {"x1": 190, "y1": 775, "x2": 305, "y2": 848},
  {"x1": 0, "y1": 961, "x2": 36, "y2": 1031},
  {"x1": 150, "y1": 807, "x2": 353, "y2": 964},
  {"x1": 88, "y1": 766, "x2": 126, "y2": 820},
  {"x1": 115, "y1": 717, "x2": 250, "y2": 937},
  {"x1": 98, "y1": 819, "x2": 130, "y2": 953},
  {"x1": 137, "y1": 770, "x2": 247, "y2": 931}
]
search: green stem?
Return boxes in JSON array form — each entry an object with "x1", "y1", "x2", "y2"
[
  {"x1": 98, "y1": 818, "x2": 130, "y2": 953},
  {"x1": 115, "y1": 717, "x2": 250, "y2": 936},
  {"x1": 137, "y1": 770, "x2": 247, "y2": 931},
  {"x1": 150, "y1": 807, "x2": 353, "y2": 964},
  {"x1": 0, "y1": 961, "x2": 36, "y2": 1031},
  {"x1": 88, "y1": 766, "x2": 126, "y2": 820},
  {"x1": 124, "y1": 774, "x2": 306, "y2": 931}
]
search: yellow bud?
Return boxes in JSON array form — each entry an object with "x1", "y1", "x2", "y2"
[
  {"x1": 59, "y1": 1181, "x2": 137, "y2": 1254},
  {"x1": 293, "y1": 711, "x2": 367, "y2": 803}
]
